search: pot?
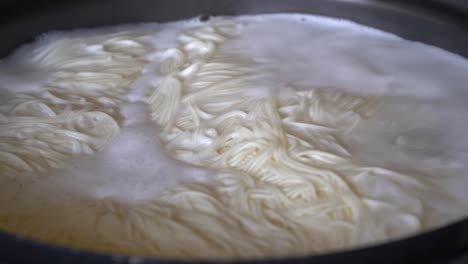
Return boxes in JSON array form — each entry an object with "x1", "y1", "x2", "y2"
[{"x1": 0, "y1": 1, "x2": 467, "y2": 263}]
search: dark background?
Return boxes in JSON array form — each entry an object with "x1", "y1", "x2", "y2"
[{"x1": 1, "y1": 0, "x2": 468, "y2": 12}]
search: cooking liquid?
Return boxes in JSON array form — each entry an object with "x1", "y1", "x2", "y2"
[{"x1": 0, "y1": 14, "x2": 468, "y2": 257}]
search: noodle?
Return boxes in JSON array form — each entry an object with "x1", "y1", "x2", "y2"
[{"x1": 0, "y1": 31, "x2": 152, "y2": 176}]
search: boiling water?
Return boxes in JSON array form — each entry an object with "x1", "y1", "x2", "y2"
[{"x1": 1, "y1": 14, "x2": 468, "y2": 255}]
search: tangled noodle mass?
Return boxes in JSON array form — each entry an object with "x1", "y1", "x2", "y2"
[{"x1": 0, "y1": 20, "x2": 433, "y2": 259}]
